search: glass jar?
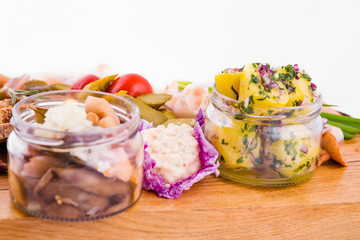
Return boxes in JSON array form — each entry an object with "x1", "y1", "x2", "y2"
[
  {"x1": 204, "y1": 87, "x2": 323, "y2": 186},
  {"x1": 7, "y1": 90, "x2": 143, "y2": 221}
]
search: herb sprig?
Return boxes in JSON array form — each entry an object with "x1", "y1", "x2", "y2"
[{"x1": 321, "y1": 112, "x2": 360, "y2": 139}]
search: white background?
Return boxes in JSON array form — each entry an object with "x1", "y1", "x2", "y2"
[{"x1": 1, "y1": 0, "x2": 359, "y2": 116}]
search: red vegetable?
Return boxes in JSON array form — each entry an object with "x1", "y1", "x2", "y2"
[
  {"x1": 71, "y1": 74, "x2": 100, "y2": 90},
  {"x1": 107, "y1": 73, "x2": 153, "y2": 97}
]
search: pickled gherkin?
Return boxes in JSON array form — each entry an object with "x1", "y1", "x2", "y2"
[
  {"x1": 137, "y1": 93, "x2": 172, "y2": 110},
  {"x1": 83, "y1": 74, "x2": 118, "y2": 92},
  {"x1": 49, "y1": 83, "x2": 71, "y2": 91},
  {"x1": 24, "y1": 80, "x2": 50, "y2": 92}
]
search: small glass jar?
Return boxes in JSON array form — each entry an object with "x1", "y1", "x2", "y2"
[
  {"x1": 204, "y1": 87, "x2": 323, "y2": 186},
  {"x1": 7, "y1": 90, "x2": 143, "y2": 221}
]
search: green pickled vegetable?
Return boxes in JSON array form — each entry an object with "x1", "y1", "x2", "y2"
[
  {"x1": 321, "y1": 112, "x2": 360, "y2": 139},
  {"x1": 83, "y1": 74, "x2": 118, "y2": 92},
  {"x1": 123, "y1": 94, "x2": 167, "y2": 127},
  {"x1": 326, "y1": 120, "x2": 360, "y2": 135},
  {"x1": 343, "y1": 131, "x2": 355, "y2": 140},
  {"x1": 49, "y1": 83, "x2": 71, "y2": 91},
  {"x1": 321, "y1": 112, "x2": 360, "y2": 125},
  {"x1": 159, "y1": 109, "x2": 177, "y2": 119},
  {"x1": 24, "y1": 80, "x2": 49, "y2": 92},
  {"x1": 30, "y1": 106, "x2": 48, "y2": 124},
  {"x1": 137, "y1": 93, "x2": 172, "y2": 110}
]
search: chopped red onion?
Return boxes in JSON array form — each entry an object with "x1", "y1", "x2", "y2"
[
  {"x1": 224, "y1": 68, "x2": 243, "y2": 73},
  {"x1": 250, "y1": 153, "x2": 256, "y2": 165},
  {"x1": 300, "y1": 144, "x2": 309, "y2": 154},
  {"x1": 322, "y1": 118, "x2": 328, "y2": 126},
  {"x1": 311, "y1": 82, "x2": 317, "y2": 90},
  {"x1": 294, "y1": 64, "x2": 299, "y2": 73},
  {"x1": 268, "y1": 68, "x2": 275, "y2": 75},
  {"x1": 258, "y1": 63, "x2": 264, "y2": 71},
  {"x1": 269, "y1": 81, "x2": 278, "y2": 88}
]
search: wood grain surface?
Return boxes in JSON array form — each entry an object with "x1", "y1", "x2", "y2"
[{"x1": 0, "y1": 136, "x2": 359, "y2": 240}]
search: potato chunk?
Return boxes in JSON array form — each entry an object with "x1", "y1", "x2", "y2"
[
  {"x1": 238, "y1": 63, "x2": 289, "y2": 115},
  {"x1": 262, "y1": 125, "x2": 319, "y2": 177},
  {"x1": 215, "y1": 68, "x2": 243, "y2": 100},
  {"x1": 206, "y1": 115, "x2": 261, "y2": 169}
]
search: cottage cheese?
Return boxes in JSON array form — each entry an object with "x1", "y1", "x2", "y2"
[
  {"x1": 141, "y1": 123, "x2": 201, "y2": 184},
  {"x1": 42, "y1": 99, "x2": 93, "y2": 131}
]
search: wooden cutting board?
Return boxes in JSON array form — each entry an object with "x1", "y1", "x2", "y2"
[{"x1": 0, "y1": 135, "x2": 359, "y2": 240}]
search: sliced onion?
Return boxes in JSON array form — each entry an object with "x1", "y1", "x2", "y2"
[
  {"x1": 244, "y1": 97, "x2": 249, "y2": 108},
  {"x1": 262, "y1": 74, "x2": 271, "y2": 84},
  {"x1": 302, "y1": 96, "x2": 309, "y2": 105}
]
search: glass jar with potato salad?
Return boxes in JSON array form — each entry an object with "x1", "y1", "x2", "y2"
[
  {"x1": 7, "y1": 90, "x2": 143, "y2": 220},
  {"x1": 204, "y1": 63, "x2": 323, "y2": 186}
]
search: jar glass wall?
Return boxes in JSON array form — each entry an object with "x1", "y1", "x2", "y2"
[
  {"x1": 7, "y1": 90, "x2": 143, "y2": 221},
  {"x1": 204, "y1": 87, "x2": 323, "y2": 186}
]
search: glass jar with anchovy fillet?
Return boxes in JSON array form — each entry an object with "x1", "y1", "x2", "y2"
[
  {"x1": 204, "y1": 86, "x2": 323, "y2": 186},
  {"x1": 7, "y1": 90, "x2": 143, "y2": 221}
]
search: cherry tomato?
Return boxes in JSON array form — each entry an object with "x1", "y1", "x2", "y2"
[
  {"x1": 107, "y1": 73, "x2": 153, "y2": 97},
  {"x1": 71, "y1": 74, "x2": 100, "y2": 90}
]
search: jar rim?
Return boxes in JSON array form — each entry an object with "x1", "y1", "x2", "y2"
[
  {"x1": 11, "y1": 90, "x2": 140, "y2": 143},
  {"x1": 210, "y1": 84, "x2": 323, "y2": 120}
]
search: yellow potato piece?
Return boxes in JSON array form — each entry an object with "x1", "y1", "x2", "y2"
[
  {"x1": 215, "y1": 70, "x2": 242, "y2": 100},
  {"x1": 287, "y1": 77, "x2": 314, "y2": 106},
  {"x1": 263, "y1": 125, "x2": 319, "y2": 177},
  {"x1": 239, "y1": 64, "x2": 289, "y2": 115},
  {"x1": 276, "y1": 67, "x2": 315, "y2": 107},
  {"x1": 206, "y1": 115, "x2": 260, "y2": 169}
]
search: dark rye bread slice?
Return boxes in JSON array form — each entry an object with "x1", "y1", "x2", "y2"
[
  {"x1": 0, "y1": 99, "x2": 13, "y2": 140},
  {"x1": 0, "y1": 123, "x2": 13, "y2": 141}
]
